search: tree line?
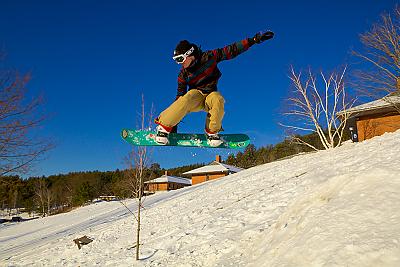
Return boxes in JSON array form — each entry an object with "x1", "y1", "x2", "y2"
[
  {"x1": 225, "y1": 131, "x2": 350, "y2": 169},
  {"x1": 0, "y1": 131, "x2": 348, "y2": 217},
  {"x1": 0, "y1": 163, "x2": 205, "y2": 217}
]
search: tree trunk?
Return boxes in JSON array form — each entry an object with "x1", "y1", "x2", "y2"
[{"x1": 136, "y1": 195, "x2": 142, "y2": 260}]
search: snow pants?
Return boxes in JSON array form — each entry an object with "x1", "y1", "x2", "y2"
[{"x1": 157, "y1": 89, "x2": 225, "y2": 133}]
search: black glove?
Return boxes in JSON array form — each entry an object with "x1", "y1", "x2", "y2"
[{"x1": 253, "y1": 30, "x2": 274, "y2": 44}]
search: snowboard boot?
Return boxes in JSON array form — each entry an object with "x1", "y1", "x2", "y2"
[
  {"x1": 155, "y1": 125, "x2": 171, "y2": 145},
  {"x1": 205, "y1": 129, "x2": 224, "y2": 147}
]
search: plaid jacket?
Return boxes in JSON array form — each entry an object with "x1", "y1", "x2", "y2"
[{"x1": 176, "y1": 38, "x2": 254, "y2": 97}]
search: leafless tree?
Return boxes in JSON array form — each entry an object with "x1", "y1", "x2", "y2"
[
  {"x1": 352, "y1": 5, "x2": 400, "y2": 110},
  {"x1": 121, "y1": 93, "x2": 154, "y2": 260},
  {"x1": 11, "y1": 189, "x2": 18, "y2": 213},
  {"x1": 46, "y1": 185, "x2": 53, "y2": 216},
  {"x1": 34, "y1": 178, "x2": 47, "y2": 216},
  {"x1": 281, "y1": 66, "x2": 356, "y2": 150},
  {"x1": 0, "y1": 54, "x2": 53, "y2": 176}
]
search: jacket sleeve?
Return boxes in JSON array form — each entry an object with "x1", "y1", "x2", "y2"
[
  {"x1": 213, "y1": 38, "x2": 255, "y2": 62},
  {"x1": 176, "y1": 70, "x2": 188, "y2": 97}
]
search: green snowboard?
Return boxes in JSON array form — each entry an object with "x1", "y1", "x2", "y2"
[{"x1": 121, "y1": 129, "x2": 250, "y2": 149}]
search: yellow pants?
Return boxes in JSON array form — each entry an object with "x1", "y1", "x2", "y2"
[{"x1": 158, "y1": 89, "x2": 225, "y2": 133}]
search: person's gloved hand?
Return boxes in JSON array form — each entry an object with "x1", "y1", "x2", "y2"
[{"x1": 253, "y1": 30, "x2": 274, "y2": 43}]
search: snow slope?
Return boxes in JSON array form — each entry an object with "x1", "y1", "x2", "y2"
[{"x1": 1, "y1": 130, "x2": 400, "y2": 266}]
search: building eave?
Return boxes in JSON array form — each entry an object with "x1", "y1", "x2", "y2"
[
  {"x1": 182, "y1": 161, "x2": 243, "y2": 176},
  {"x1": 337, "y1": 95, "x2": 400, "y2": 118}
]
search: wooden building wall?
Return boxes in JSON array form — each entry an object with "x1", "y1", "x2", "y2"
[
  {"x1": 191, "y1": 173, "x2": 227, "y2": 185},
  {"x1": 146, "y1": 183, "x2": 168, "y2": 192},
  {"x1": 145, "y1": 182, "x2": 188, "y2": 192},
  {"x1": 356, "y1": 113, "x2": 400, "y2": 141}
]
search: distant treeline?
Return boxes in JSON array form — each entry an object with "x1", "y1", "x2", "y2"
[
  {"x1": 0, "y1": 163, "x2": 203, "y2": 217},
  {"x1": 225, "y1": 131, "x2": 333, "y2": 168},
  {"x1": 0, "y1": 132, "x2": 349, "y2": 217}
]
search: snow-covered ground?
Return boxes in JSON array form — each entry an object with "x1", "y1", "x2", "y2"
[{"x1": 1, "y1": 130, "x2": 400, "y2": 266}]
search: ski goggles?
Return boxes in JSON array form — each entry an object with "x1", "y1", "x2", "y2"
[{"x1": 172, "y1": 47, "x2": 194, "y2": 64}]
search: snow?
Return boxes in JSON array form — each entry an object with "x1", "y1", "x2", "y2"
[
  {"x1": 1, "y1": 130, "x2": 400, "y2": 266},
  {"x1": 337, "y1": 94, "x2": 400, "y2": 115},
  {"x1": 183, "y1": 161, "x2": 243, "y2": 175},
  {"x1": 144, "y1": 175, "x2": 192, "y2": 185}
]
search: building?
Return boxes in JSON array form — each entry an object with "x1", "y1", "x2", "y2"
[
  {"x1": 183, "y1": 155, "x2": 243, "y2": 185},
  {"x1": 144, "y1": 171, "x2": 191, "y2": 193},
  {"x1": 99, "y1": 196, "x2": 118, "y2": 201},
  {"x1": 338, "y1": 94, "x2": 400, "y2": 141}
]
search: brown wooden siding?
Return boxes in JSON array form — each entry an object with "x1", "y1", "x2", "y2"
[
  {"x1": 356, "y1": 113, "x2": 400, "y2": 141},
  {"x1": 191, "y1": 173, "x2": 227, "y2": 185},
  {"x1": 145, "y1": 182, "x2": 188, "y2": 192},
  {"x1": 146, "y1": 183, "x2": 168, "y2": 192}
]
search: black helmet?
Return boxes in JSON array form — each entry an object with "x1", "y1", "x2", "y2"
[{"x1": 174, "y1": 40, "x2": 201, "y2": 59}]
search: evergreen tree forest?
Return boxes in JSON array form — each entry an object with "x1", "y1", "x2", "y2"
[{"x1": 0, "y1": 131, "x2": 350, "y2": 217}]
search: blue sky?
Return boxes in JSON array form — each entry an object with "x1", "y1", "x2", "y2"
[{"x1": 1, "y1": 0, "x2": 397, "y2": 176}]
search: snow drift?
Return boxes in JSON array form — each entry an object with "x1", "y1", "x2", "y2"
[{"x1": 1, "y1": 130, "x2": 400, "y2": 266}]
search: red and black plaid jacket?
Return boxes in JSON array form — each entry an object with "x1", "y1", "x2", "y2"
[{"x1": 176, "y1": 38, "x2": 255, "y2": 97}]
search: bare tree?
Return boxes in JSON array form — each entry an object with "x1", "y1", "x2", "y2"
[
  {"x1": 121, "y1": 93, "x2": 153, "y2": 260},
  {"x1": 46, "y1": 185, "x2": 53, "y2": 216},
  {"x1": 352, "y1": 5, "x2": 400, "y2": 107},
  {"x1": 0, "y1": 54, "x2": 53, "y2": 176},
  {"x1": 281, "y1": 67, "x2": 355, "y2": 150},
  {"x1": 34, "y1": 178, "x2": 47, "y2": 216}
]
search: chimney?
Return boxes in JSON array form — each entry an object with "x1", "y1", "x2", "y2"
[
  {"x1": 165, "y1": 171, "x2": 168, "y2": 176},
  {"x1": 215, "y1": 155, "x2": 222, "y2": 163}
]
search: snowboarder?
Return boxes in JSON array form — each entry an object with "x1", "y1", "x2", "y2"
[{"x1": 154, "y1": 30, "x2": 274, "y2": 146}]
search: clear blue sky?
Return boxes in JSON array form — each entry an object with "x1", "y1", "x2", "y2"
[{"x1": 1, "y1": 0, "x2": 397, "y2": 176}]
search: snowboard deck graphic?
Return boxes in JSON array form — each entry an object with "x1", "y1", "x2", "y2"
[{"x1": 121, "y1": 129, "x2": 250, "y2": 149}]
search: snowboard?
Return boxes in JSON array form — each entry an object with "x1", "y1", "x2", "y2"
[{"x1": 121, "y1": 129, "x2": 250, "y2": 149}]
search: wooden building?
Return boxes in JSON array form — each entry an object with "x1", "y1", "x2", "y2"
[
  {"x1": 144, "y1": 171, "x2": 191, "y2": 193},
  {"x1": 338, "y1": 94, "x2": 400, "y2": 141},
  {"x1": 183, "y1": 155, "x2": 243, "y2": 185},
  {"x1": 99, "y1": 196, "x2": 117, "y2": 201}
]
